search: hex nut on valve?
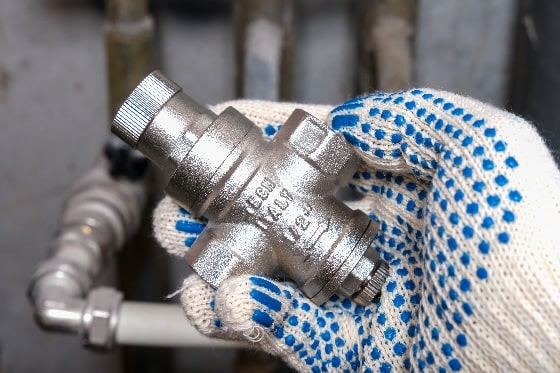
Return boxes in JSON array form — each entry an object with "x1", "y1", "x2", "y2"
[{"x1": 112, "y1": 71, "x2": 389, "y2": 306}]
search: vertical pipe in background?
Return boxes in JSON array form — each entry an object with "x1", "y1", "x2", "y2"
[
  {"x1": 234, "y1": 0, "x2": 296, "y2": 370},
  {"x1": 509, "y1": 0, "x2": 560, "y2": 164},
  {"x1": 105, "y1": 0, "x2": 154, "y2": 117},
  {"x1": 509, "y1": 0, "x2": 530, "y2": 114},
  {"x1": 356, "y1": 0, "x2": 417, "y2": 93},
  {"x1": 234, "y1": 0, "x2": 296, "y2": 101},
  {"x1": 234, "y1": 1, "x2": 297, "y2": 371},
  {"x1": 104, "y1": 1, "x2": 170, "y2": 372}
]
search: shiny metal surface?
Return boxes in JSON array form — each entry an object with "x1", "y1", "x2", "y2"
[
  {"x1": 28, "y1": 156, "x2": 146, "y2": 349},
  {"x1": 28, "y1": 149, "x2": 239, "y2": 350},
  {"x1": 113, "y1": 71, "x2": 180, "y2": 147},
  {"x1": 112, "y1": 71, "x2": 389, "y2": 305},
  {"x1": 82, "y1": 287, "x2": 122, "y2": 349}
]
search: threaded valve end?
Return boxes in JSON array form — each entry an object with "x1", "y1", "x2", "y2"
[
  {"x1": 112, "y1": 70, "x2": 180, "y2": 147},
  {"x1": 352, "y1": 260, "x2": 390, "y2": 306}
]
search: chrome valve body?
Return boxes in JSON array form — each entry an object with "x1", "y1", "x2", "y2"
[{"x1": 112, "y1": 71, "x2": 389, "y2": 305}]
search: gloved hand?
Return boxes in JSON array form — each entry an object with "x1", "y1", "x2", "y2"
[{"x1": 153, "y1": 90, "x2": 560, "y2": 372}]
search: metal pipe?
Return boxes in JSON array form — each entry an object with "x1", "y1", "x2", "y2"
[
  {"x1": 31, "y1": 0, "x2": 239, "y2": 351},
  {"x1": 356, "y1": 0, "x2": 417, "y2": 92},
  {"x1": 33, "y1": 297, "x2": 85, "y2": 334},
  {"x1": 243, "y1": 18, "x2": 283, "y2": 100},
  {"x1": 105, "y1": 0, "x2": 153, "y2": 118},
  {"x1": 28, "y1": 147, "x2": 240, "y2": 349},
  {"x1": 106, "y1": 0, "x2": 148, "y2": 23},
  {"x1": 28, "y1": 154, "x2": 146, "y2": 349},
  {"x1": 31, "y1": 0, "x2": 235, "y2": 351},
  {"x1": 235, "y1": 0, "x2": 296, "y2": 100}
]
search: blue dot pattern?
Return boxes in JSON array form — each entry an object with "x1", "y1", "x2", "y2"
[
  {"x1": 325, "y1": 89, "x2": 521, "y2": 371},
  {"x1": 170, "y1": 91, "x2": 524, "y2": 372},
  {"x1": 175, "y1": 208, "x2": 207, "y2": 247}
]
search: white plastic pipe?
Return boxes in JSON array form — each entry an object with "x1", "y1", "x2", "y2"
[{"x1": 116, "y1": 302, "x2": 244, "y2": 348}]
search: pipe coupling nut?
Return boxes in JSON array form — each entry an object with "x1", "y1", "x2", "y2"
[{"x1": 82, "y1": 287, "x2": 122, "y2": 350}]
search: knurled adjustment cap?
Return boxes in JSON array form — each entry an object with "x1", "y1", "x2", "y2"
[
  {"x1": 112, "y1": 70, "x2": 181, "y2": 148},
  {"x1": 353, "y1": 260, "x2": 390, "y2": 306}
]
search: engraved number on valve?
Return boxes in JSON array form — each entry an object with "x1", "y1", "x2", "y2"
[{"x1": 285, "y1": 203, "x2": 313, "y2": 243}]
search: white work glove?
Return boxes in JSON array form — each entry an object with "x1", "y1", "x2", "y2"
[{"x1": 153, "y1": 90, "x2": 560, "y2": 372}]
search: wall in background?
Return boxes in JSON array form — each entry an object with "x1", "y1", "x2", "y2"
[{"x1": 415, "y1": 0, "x2": 517, "y2": 106}]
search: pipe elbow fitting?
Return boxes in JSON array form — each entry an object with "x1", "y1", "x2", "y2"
[
  {"x1": 112, "y1": 71, "x2": 389, "y2": 305},
  {"x1": 28, "y1": 259, "x2": 89, "y2": 333},
  {"x1": 29, "y1": 266, "x2": 122, "y2": 350},
  {"x1": 33, "y1": 297, "x2": 85, "y2": 333},
  {"x1": 30, "y1": 287, "x2": 123, "y2": 350}
]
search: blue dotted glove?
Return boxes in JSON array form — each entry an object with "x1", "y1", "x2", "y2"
[{"x1": 153, "y1": 92, "x2": 560, "y2": 372}]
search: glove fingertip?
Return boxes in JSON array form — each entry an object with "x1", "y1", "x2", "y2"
[
  {"x1": 213, "y1": 276, "x2": 297, "y2": 342},
  {"x1": 153, "y1": 196, "x2": 204, "y2": 257},
  {"x1": 179, "y1": 275, "x2": 223, "y2": 337}
]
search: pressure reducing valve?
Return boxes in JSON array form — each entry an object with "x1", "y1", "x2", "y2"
[{"x1": 112, "y1": 71, "x2": 389, "y2": 306}]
